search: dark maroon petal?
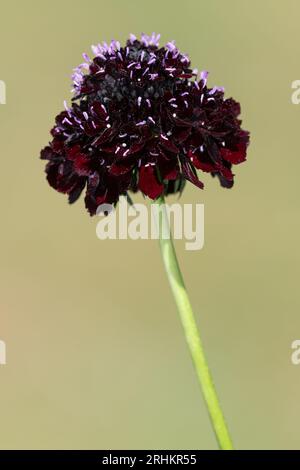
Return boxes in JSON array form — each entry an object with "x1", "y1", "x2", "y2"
[
  {"x1": 220, "y1": 143, "x2": 247, "y2": 164},
  {"x1": 159, "y1": 157, "x2": 179, "y2": 181},
  {"x1": 85, "y1": 192, "x2": 107, "y2": 216},
  {"x1": 46, "y1": 162, "x2": 81, "y2": 195},
  {"x1": 110, "y1": 157, "x2": 135, "y2": 176},
  {"x1": 159, "y1": 135, "x2": 179, "y2": 153},
  {"x1": 214, "y1": 172, "x2": 234, "y2": 189},
  {"x1": 40, "y1": 146, "x2": 54, "y2": 160},
  {"x1": 68, "y1": 178, "x2": 86, "y2": 204},
  {"x1": 52, "y1": 138, "x2": 65, "y2": 153},
  {"x1": 222, "y1": 98, "x2": 241, "y2": 117},
  {"x1": 138, "y1": 165, "x2": 164, "y2": 199},
  {"x1": 219, "y1": 164, "x2": 234, "y2": 182},
  {"x1": 187, "y1": 150, "x2": 216, "y2": 173},
  {"x1": 182, "y1": 160, "x2": 204, "y2": 189},
  {"x1": 174, "y1": 128, "x2": 191, "y2": 144},
  {"x1": 162, "y1": 166, "x2": 178, "y2": 180},
  {"x1": 92, "y1": 127, "x2": 116, "y2": 146},
  {"x1": 45, "y1": 163, "x2": 60, "y2": 190},
  {"x1": 66, "y1": 145, "x2": 84, "y2": 161},
  {"x1": 91, "y1": 101, "x2": 107, "y2": 120},
  {"x1": 73, "y1": 155, "x2": 92, "y2": 176},
  {"x1": 128, "y1": 141, "x2": 145, "y2": 155},
  {"x1": 204, "y1": 137, "x2": 222, "y2": 165}
]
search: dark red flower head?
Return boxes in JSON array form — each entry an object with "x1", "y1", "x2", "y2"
[{"x1": 41, "y1": 33, "x2": 250, "y2": 215}]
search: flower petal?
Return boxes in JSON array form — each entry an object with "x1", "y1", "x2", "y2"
[
  {"x1": 138, "y1": 165, "x2": 164, "y2": 199},
  {"x1": 182, "y1": 160, "x2": 204, "y2": 189},
  {"x1": 220, "y1": 143, "x2": 247, "y2": 164}
]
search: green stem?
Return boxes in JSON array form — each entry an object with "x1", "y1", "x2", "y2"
[{"x1": 154, "y1": 195, "x2": 233, "y2": 450}]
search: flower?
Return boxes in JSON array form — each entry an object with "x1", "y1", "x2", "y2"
[{"x1": 41, "y1": 33, "x2": 250, "y2": 215}]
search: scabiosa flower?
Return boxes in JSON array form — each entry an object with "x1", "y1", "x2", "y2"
[{"x1": 41, "y1": 33, "x2": 250, "y2": 215}]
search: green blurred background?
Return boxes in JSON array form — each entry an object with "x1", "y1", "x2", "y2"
[{"x1": 0, "y1": 0, "x2": 299, "y2": 450}]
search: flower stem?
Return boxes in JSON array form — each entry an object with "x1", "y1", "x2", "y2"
[{"x1": 154, "y1": 195, "x2": 233, "y2": 450}]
